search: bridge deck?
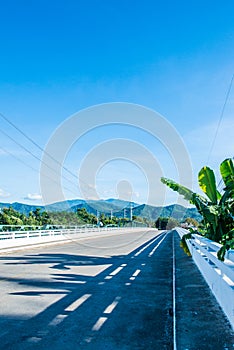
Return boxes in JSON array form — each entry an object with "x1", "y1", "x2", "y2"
[{"x1": 0, "y1": 229, "x2": 233, "y2": 349}]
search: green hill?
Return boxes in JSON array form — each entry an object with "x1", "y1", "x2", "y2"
[{"x1": 0, "y1": 199, "x2": 201, "y2": 222}]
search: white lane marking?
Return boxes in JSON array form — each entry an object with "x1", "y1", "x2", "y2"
[
  {"x1": 49, "y1": 314, "x2": 67, "y2": 326},
  {"x1": 103, "y1": 296, "x2": 121, "y2": 314},
  {"x1": 53, "y1": 278, "x2": 86, "y2": 284},
  {"x1": 65, "y1": 294, "x2": 91, "y2": 312},
  {"x1": 75, "y1": 281, "x2": 86, "y2": 284},
  {"x1": 98, "y1": 281, "x2": 105, "y2": 285},
  {"x1": 92, "y1": 317, "x2": 108, "y2": 331},
  {"x1": 37, "y1": 330, "x2": 48, "y2": 337},
  {"x1": 125, "y1": 282, "x2": 131, "y2": 286},
  {"x1": 85, "y1": 336, "x2": 93, "y2": 343},
  {"x1": 148, "y1": 232, "x2": 168, "y2": 257},
  {"x1": 105, "y1": 275, "x2": 113, "y2": 280},
  {"x1": 130, "y1": 277, "x2": 135, "y2": 281},
  {"x1": 26, "y1": 337, "x2": 42, "y2": 343},
  {"x1": 109, "y1": 266, "x2": 124, "y2": 276},
  {"x1": 134, "y1": 234, "x2": 164, "y2": 257},
  {"x1": 141, "y1": 263, "x2": 146, "y2": 266},
  {"x1": 132, "y1": 269, "x2": 141, "y2": 277},
  {"x1": 121, "y1": 263, "x2": 127, "y2": 267}
]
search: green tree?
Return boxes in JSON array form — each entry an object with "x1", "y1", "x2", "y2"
[
  {"x1": 155, "y1": 217, "x2": 169, "y2": 230},
  {"x1": 166, "y1": 217, "x2": 180, "y2": 230},
  {"x1": 0, "y1": 207, "x2": 25, "y2": 225},
  {"x1": 155, "y1": 217, "x2": 179, "y2": 230},
  {"x1": 184, "y1": 217, "x2": 199, "y2": 227},
  {"x1": 76, "y1": 208, "x2": 97, "y2": 224}
]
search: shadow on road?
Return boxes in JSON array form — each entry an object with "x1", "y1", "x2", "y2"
[
  {"x1": 1, "y1": 231, "x2": 233, "y2": 349},
  {"x1": 0, "y1": 233, "x2": 173, "y2": 349}
]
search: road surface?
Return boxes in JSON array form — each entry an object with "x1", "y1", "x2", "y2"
[{"x1": 0, "y1": 228, "x2": 233, "y2": 349}]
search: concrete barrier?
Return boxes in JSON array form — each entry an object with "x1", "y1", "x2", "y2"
[{"x1": 175, "y1": 227, "x2": 234, "y2": 330}]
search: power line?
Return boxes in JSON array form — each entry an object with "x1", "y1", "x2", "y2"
[
  {"x1": 0, "y1": 146, "x2": 41, "y2": 174},
  {"x1": 0, "y1": 112, "x2": 95, "y2": 196},
  {"x1": 0, "y1": 146, "x2": 79, "y2": 197},
  {"x1": 207, "y1": 74, "x2": 234, "y2": 163},
  {"x1": 0, "y1": 112, "x2": 87, "y2": 185},
  {"x1": 0, "y1": 127, "x2": 92, "y2": 197},
  {"x1": 0, "y1": 127, "x2": 78, "y2": 189},
  {"x1": 217, "y1": 178, "x2": 224, "y2": 192}
]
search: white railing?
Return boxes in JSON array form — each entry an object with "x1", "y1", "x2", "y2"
[
  {"x1": 0, "y1": 225, "x2": 129, "y2": 250},
  {"x1": 175, "y1": 227, "x2": 234, "y2": 330}
]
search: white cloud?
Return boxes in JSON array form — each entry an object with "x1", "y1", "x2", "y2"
[
  {"x1": 0, "y1": 188, "x2": 10, "y2": 198},
  {"x1": 25, "y1": 193, "x2": 42, "y2": 201}
]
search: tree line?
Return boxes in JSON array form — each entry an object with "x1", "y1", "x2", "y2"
[
  {"x1": 0, "y1": 207, "x2": 153, "y2": 229},
  {"x1": 0, "y1": 206, "x2": 195, "y2": 230}
]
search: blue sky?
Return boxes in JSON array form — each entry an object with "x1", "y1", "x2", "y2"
[{"x1": 0, "y1": 0, "x2": 233, "y2": 207}]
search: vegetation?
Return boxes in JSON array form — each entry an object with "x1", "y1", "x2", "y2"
[
  {"x1": 46, "y1": 210, "x2": 89, "y2": 226},
  {"x1": 0, "y1": 207, "x2": 142, "y2": 229},
  {"x1": 161, "y1": 158, "x2": 234, "y2": 260},
  {"x1": 184, "y1": 217, "x2": 199, "y2": 228},
  {"x1": 180, "y1": 233, "x2": 192, "y2": 256},
  {"x1": 0, "y1": 207, "x2": 51, "y2": 227},
  {"x1": 0, "y1": 200, "x2": 202, "y2": 222},
  {"x1": 155, "y1": 217, "x2": 179, "y2": 230}
]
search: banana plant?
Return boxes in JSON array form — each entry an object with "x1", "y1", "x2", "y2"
[
  {"x1": 161, "y1": 158, "x2": 234, "y2": 260},
  {"x1": 220, "y1": 158, "x2": 234, "y2": 215}
]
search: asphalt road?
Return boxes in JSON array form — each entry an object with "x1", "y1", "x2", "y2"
[{"x1": 0, "y1": 228, "x2": 233, "y2": 349}]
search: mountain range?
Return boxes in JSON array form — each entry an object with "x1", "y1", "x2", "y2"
[{"x1": 0, "y1": 198, "x2": 201, "y2": 222}]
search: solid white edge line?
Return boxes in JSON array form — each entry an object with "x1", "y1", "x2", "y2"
[
  {"x1": 148, "y1": 231, "x2": 168, "y2": 257},
  {"x1": 173, "y1": 231, "x2": 177, "y2": 350},
  {"x1": 134, "y1": 232, "x2": 165, "y2": 257}
]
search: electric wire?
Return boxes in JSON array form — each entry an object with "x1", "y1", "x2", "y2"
[
  {"x1": 207, "y1": 74, "x2": 234, "y2": 163},
  {"x1": 217, "y1": 178, "x2": 224, "y2": 192},
  {"x1": 0, "y1": 118, "x2": 96, "y2": 199},
  {"x1": 0, "y1": 146, "x2": 79, "y2": 197},
  {"x1": 0, "y1": 146, "x2": 42, "y2": 174},
  {"x1": 1, "y1": 142, "x2": 131, "y2": 216},
  {"x1": 0, "y1": 113, "x2": 137, "y2": 209},
  {"x1": 0, "y1": 127, "x2": 78, "y2": 189},
  {"x1": 0, "y1": 112, "x2": 89, "y2": 187}
]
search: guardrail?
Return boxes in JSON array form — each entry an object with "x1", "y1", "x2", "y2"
[
  {"x1": 0, "y1": 225, "x2": 130, "y2": 251},
  {"x1": 175, "y1": 227, "x2": 234, "y2": 330}
]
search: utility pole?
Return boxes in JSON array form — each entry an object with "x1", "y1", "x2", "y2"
[
  {"x1": 110, "y1": 210, "x2": 113, "y2": 220},
  {"x1": 96, "y1": 210, "x2": 99, "y2": 224},
  {"x1": 123, "y1": 208, "x2": 126, "y2": 219}
]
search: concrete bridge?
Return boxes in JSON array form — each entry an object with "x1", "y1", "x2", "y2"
[{"x1": 0, "y1": 228, "x2": 233, "y2": 349}]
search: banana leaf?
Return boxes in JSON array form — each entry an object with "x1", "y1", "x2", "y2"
[
  {"x1": 161, "y1": 177, "x2": 208, "y2": 206},
  {"x1": 220, "y1": 158, "x2": 234, "y2": 190},
  {"x1": 198, "y1": 166, "x2": 221, "y2": 204},
  {"x1": 161, "y1": 178, "x2": 194, "y2": 202}
]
